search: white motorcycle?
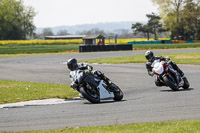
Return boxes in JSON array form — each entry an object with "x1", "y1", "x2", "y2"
[
  {"x1": 152, "y1": 60, "x2": 190, "y2": 91},
  {"x1": 70, "y1": 70, "x2": 123, "y2": 103}
]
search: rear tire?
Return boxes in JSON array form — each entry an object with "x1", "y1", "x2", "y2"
[
  {"x1": 163, "y1": 75, "x2": 179, "y2": 91},
  {"x1": 79, "y1": 86, "x2": 100, "y2": 103}
]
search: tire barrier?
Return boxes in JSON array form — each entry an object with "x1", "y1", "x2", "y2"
[{"x1": 79, "y1": 44, "x2": 132, "y2": 53}]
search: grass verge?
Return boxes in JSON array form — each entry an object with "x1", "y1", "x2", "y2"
[
  {"x1": 0, "y1": 44, "x2": 79, "y2": 54},
  {"x1": 0, "y1": 80, "x2": 78, "y2": 104},
  {"x1": 15, "y1": 119, "x2": 200, "y2": 133},
  {"x1": 0, "y1": 43, "x2": 200, "y2": 55},
  {"x1": 0, "y1": 51, "x2": 78, "y2": 58},
  {"x1": 132, "y1": 43, "x2": 200, "y2": 50},
  {"x1": 81, "y1": 52, "x2": 200, "y2": 65}
]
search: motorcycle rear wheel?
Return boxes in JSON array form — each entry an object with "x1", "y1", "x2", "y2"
[
  {"x1": 79, "y1": 86, "x2": 100, "y2": 103},
  {"x1": 163, "y1": 75, "x2": 179, "y2": 91}
]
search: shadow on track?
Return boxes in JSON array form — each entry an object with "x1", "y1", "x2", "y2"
[
  {"x1": 160, "y1": 88, "x2": 194, "y2": 92},
  {"x1": 83, "y1": 100, "x2": 126, "y2": 104}
]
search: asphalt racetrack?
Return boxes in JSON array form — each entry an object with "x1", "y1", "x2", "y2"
[{"x1": 0, "y1": 49, "x2": 200, "y2": 131}]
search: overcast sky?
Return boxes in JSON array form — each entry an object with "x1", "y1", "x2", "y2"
[{"x1": 23, "y1": 0, "x2": 158, "y2": 28}]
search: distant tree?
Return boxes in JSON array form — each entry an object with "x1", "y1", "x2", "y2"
[
  {"x1": 132, "y1": 13, "x2": 164, "y2": 40},
  {"x1": 57, "y1": 29, "x2": 69, "y2": 35},
  {"x1": 0, "y1": 0, "x2": 36, "y2": 40},
  {"x1": 182, "y1": 0, "x2": 200, "y2": 39},
  {"x1": 106, "y1": 32, "x2": 115, "y2": 38},
  {"x1": 86, "y1": 28, "x2": 105, "y2": 35},
  {"x1": 132, "y1": 22, "x2": 151, "y2": 40},
  {"x1": 33, "y1": 32, "x2": 43, "y2": 39},
  {"x1": 152, "y1": 0, "x2": 200, "y2": 40},
  {"x1": 42, "y1": 28, "x2": 54, "y2": 37},
  {"x1": 119, "y1": 29, "x2": 132, "y2": 38},
  {"x1": 146, "y1": 13, "x2": 164, "y2": 40}
]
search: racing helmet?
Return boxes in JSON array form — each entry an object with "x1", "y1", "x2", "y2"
[
  {"x1": 67, "y1": 58, "x2": 78, "y2": 71},
  {"x1": 145, "y1": 50, "x2": 154, "y2": 62}
]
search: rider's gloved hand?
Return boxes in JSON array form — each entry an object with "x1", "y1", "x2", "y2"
[
  {"x1": 85, "y1": 69, "x2": 91, "y2": 74},
  {"x1": 165, "y1": 56, "x2": 170, "y2": 62},
  {"x1": 85, "y1": 66, "x2": 92, "y2": 74},
  {"x1": 149, "y1": 71, "x2": 155, "y2": 76}
]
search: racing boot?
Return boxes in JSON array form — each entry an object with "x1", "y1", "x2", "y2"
[
  {"x1": 179, "y1": 70, "x2": 185, "y2": 79},
  {"x1": 96, "y1": 71, "x2": 112, "y2": 86}
]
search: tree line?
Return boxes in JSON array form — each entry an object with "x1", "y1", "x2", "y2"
[
  {"x1": 0, "y1": 0, "x2": 199, "y2": 40},
  {"x1": 35, "y1": 27, "x2": 136, "y2": 39},
  {"x1": 132, "y1": 0, "x2": 200, "y2": 40}
]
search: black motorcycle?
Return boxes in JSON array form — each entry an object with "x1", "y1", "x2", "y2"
[{"x1": 70, "y1": 70, "x2": 123, "y2": 103}]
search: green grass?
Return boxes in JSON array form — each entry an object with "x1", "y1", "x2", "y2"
[
  {"x1": 14, "y1": 119, "x2": 200, "y2": 133},
  {"x1": 81, "y1": 52, "x2": 200, "y2": 65},
  {"x1": 0, "y1": 44, "x2": 79, "y2": 54},
  {"x1": 0, "y1": 52, "x2": 78, "y2": 58},
  {"x1": 132, "y1": 43, "x2": 200, "y2": 50},
  {"x1": 0, "y1": 80, "x2": 78, "y2": 104},
  {"x1": 0, "y1": 43, "x2": 200, "y2": 55}
]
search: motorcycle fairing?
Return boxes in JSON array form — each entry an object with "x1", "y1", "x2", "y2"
[
  {"x1": 98, "y1": 81, "x2": 114, "y2": 99},
  {"x1": 152, "y1": 61, "x2": 164, "y2": 75},
  {"x1": 70, "y1": 69, "x2": 115, "y2": 100}
]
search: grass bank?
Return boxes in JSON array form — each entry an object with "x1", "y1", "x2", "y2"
[
  {"x1": 0, "y1": 43, "x2": 200, "y2": 55},
  {"x1": 0, "y1": 80, "x2": 78, "y2": 104},
  {"x1": 0, "y1": 52, "x2": 77, "y2": 58},
  {"x1": 0, "y1": 44, "x2": 79, "y2": 54},
  {"x1": 132, "y1": 43, "x2": 200, "y2": 50},
  {"x1": 81, "y1": 52, "x2": 200, "y2": 65},
  {"x1": 16, "y1": 119, "x2": 200, "y2": 133}
]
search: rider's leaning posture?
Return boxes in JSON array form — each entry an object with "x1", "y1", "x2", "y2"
[
  {"x1": 67, "y1": 58, "x2": 112, "y2": 89},
  {"x1": 145, "y1": 50, "x2": 185, "y2": 87}
]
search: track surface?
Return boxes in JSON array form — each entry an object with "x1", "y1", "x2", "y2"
[{"x1": 0, "y1": 49, "x2": 200, "y2": 131}]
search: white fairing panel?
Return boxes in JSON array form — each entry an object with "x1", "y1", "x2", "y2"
[
  {"x1": 98, "y1": 81, "x2": 114, "y2": 99},
  {"x1": 152, "y1": 61, "x2": 164, "y2": 75}
]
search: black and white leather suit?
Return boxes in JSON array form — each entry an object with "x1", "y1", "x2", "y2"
[{"x1": 146, "y1": 56, "x2": 184, "y2": 86}]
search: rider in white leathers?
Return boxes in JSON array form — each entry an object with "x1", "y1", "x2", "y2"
[{"x1": 67, "y1": 58, "x2": 112, "y2": 89}]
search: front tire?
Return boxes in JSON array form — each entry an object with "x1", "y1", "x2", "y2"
[
  {"x1": 182, "y1": 77, "x2": 190, "y2": 89},
  {"x1": 163, "y1": 75, "x2": 179, "y2": 91},
  {"x1": 110, "y1": 83, "x2": 123, "y2": 101},
  {"x1": 79, "y1": 86, "x2": 100, "y2": 103}
]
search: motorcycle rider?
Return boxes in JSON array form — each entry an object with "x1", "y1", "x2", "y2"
[
  {"x1": 145, "y1": 50, "x2": 185, "y2": 87},
  {"x1": 67, "y1": 58, "x2": 112, "y2": 89}
]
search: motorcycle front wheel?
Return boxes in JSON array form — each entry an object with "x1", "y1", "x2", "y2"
[
  {"x1": 182, "y1": 77, "x2": 190, "y2": 89},
  {"x1": 163, "y1": 75, "x2": 179, "y2": 91},
  {"x1": 110, "y1": 83, "x2": 123, "y2": 101},
  {"x1": 79, "y1": 85, "x2": 100, "y2": 103}
]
